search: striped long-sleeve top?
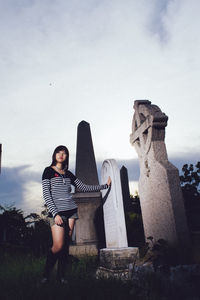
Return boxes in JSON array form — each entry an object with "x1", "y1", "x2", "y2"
[{"x1": 42, "y1": 166, "x2": 108, "y2": 218}]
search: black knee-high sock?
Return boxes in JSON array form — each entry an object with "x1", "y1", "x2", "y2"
[
  {"x1": 42, "y1": 248, "x2": 60, "y2": 278},
  {"x1": 56, "y1": 241, "x2": 69, "y2": 280}
]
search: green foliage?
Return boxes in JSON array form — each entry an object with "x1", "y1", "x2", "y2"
[
  {"x1": 67, "y1": 255, "x2": 98, "y2": 280},
  {"x1": 0, "y1": 204, "x2": 52, "y2": 256},
  {"x1": 180, "y1": 162, "x2": 200, "y2": 190},
  {"x1": 0, "y1": 204, "x2": 27, "y2": 245},
  {"x1": 179, "y1": 162, "x2": 200, "y2": 231},
  {"x1": 125, "y1": 211, "x2": 145, "y2": 247},
  {"x1": 139, "y1": 236, "x2": 192, "y2": 268},
  {"x1": 124, "y1": 193, "x2": 145, "y2": 247}
]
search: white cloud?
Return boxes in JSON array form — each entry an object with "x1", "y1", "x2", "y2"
[{"x1": 0, "y1": 0, "x2": 199, "y2": 171}]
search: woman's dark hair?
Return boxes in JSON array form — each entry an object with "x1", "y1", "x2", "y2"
[{"x1": 50, "y1": 145, "x2": 69, "y2": 170}]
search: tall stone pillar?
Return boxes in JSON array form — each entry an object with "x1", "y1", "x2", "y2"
[
  {"x1": 69, "y1": 121, "x2": 104, "y2": 256},
  {"x1": 130, "y1": 100, "x2": 190, "y2": 248},
  {"x1": 75, "y1": 121, "x2": 99, "y2": 184}
]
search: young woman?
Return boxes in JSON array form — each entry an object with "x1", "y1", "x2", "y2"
[{"x1": 40, "y1": 145, "x2": 111, "y2": 284}]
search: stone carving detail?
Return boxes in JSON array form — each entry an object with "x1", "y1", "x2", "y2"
[
  {"x1": 130, "y1": 100, "x2": 190, "y2": 247},
  {"x1": 130, "y1": 100, "x2": 168, "y2": 175}
]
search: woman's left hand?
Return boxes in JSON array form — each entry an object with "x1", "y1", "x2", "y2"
[{"x1": 107, "y1": 176, "x2": 111, "y2": 186}]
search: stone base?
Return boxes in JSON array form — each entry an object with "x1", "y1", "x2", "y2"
[
  {"x1": 96, "y1": 247, "x2": 139, "y2": 280},
  {"x1": 96, "y1": 266, "x2": 130, "y2": 280},
  {"x1": 69, "y1": 243, "x2": 98, "y2": 257}
]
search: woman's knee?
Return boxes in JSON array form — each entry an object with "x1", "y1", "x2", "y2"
[
  {"x1": 51, "y1": 243, "x2": 64, "y2": 253},
  {"x1": 51, "y1": 224, "x2": 65, "y2": 253}
]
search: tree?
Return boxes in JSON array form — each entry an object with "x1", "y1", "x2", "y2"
[
  {"x1": 0, "y1": 204, "x2": 51, "y2": 256},
  {"x1": 179, "y1": 162, "x2": 200, "y2": 231},
  {"x1": 124, "y1": 192, "x2": 145, "y2": 247},
  {"x1": 0, "y1": 204, "x2": 27, "y2": 245},
  {"x1": 24, "y1": 207, "x2": 52, "y2": 256}
]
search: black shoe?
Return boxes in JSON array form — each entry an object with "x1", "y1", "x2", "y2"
[
  {"x1": 36, "y1": 276, "x2": 49, "y2": 288},
  {"x1": 56, "y1": 277, "x2": 68, "y2": 285},
  {"x1": 40, "y1": 277, "x2": 48, "y2": 284}
]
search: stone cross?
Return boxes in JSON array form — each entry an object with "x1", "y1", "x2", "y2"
[
  {"x1": 130, "y1": 100, "x2": 190, "y2": 248},
  {"x1": 101, "y1": 159, "x2": 128, "y2": 248}
]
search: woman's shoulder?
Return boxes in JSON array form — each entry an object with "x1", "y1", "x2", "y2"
[
  {"x1": 65, "y1": 169, "x2": 77, "y2": 181},
  {"x1": 42, "y1": 166, "x2": 54, "y2": 180}
]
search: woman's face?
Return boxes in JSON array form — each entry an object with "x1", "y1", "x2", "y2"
[{"x1": 55, "y1": 150, "x2": 67, "y2": 163}]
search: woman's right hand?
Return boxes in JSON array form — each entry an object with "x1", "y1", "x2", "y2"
[
  {"x1": 107, "y1": 176, "x2": 112, "y2": 186},
  {"x1": 54, "y1": 214, "x2": 63, "y2": 225}
]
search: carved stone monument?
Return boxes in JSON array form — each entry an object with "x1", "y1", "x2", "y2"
[
  {"x1": 69, "y1": 121, "x2": 103, "y2": 256},
  {"x1": 130, "y1": 100, "x2": 190, "y2": 248},
  {"x1": 96, "y1": 159, "x2": 139, "y2": 280}
]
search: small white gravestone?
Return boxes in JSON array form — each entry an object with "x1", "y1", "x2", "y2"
[
  {"x1": 101, "y1": 159, "x2": 128, "y2": 248},
  {"x1": 97, "y1": 159, "x2": 139, "y2": 280}
]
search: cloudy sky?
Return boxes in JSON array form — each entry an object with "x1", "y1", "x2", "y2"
[{"x1": 0, "y1": 0, "x2": 199, "y2": 215}]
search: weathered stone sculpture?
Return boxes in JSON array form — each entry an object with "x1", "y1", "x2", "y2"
[{"x1": 130, "y1": 100, "x2": 190, "y2": 248}]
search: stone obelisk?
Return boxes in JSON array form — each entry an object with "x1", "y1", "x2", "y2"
[
  {"x1": 70, "y1": 121, "x2": 104, "y2": 256},
  {"x1": 75, "y1": 121, "x2": 99, "y2": 185}
]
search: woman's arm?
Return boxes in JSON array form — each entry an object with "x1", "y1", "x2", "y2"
[
  {"x1": 42, "y1": 168, "x2": 58, "y2": 218},
  {"x1": 74, "y1": 178, "x2": 109, "y2": 192},
  {"x1": 67, "y1": 170, "x2": 111, "y2": 192}
]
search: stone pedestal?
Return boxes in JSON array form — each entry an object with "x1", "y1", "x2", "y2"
[
  {"x1": 69, "y1": 192, "x2": 103, "y2": 257},
  {"x1": 96, "y1": 247, "x2": 139, "y2": 280}
]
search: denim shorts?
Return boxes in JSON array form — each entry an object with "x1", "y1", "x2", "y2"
[{"x1": 48, "y1": 209, "x2": 79, "y2": 227}]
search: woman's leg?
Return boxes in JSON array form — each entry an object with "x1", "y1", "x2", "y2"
[
  {"x1": 51, "y1": 223, "x2": 65, "y2": 253},
  {"x1": 68, "y1": 218, "x2": 75, "y2": 239},
  {"x1": 56, "y1": 220, "x2": 70, "y2": 281},
  {"x1": 42, "y1": 224, "x2": 65, "y2": 279}
]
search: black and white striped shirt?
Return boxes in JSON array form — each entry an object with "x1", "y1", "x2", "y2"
[{"x1": 42, "y1": 166, "x2": 108, "y2": 218}]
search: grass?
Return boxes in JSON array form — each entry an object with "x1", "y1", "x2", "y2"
[
  {"x1": 0, "y1": 250, "x2": 133, "y2": 300},
  {"x1": 1, "y1": 248, "x2": 200, "y2": 300}
]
